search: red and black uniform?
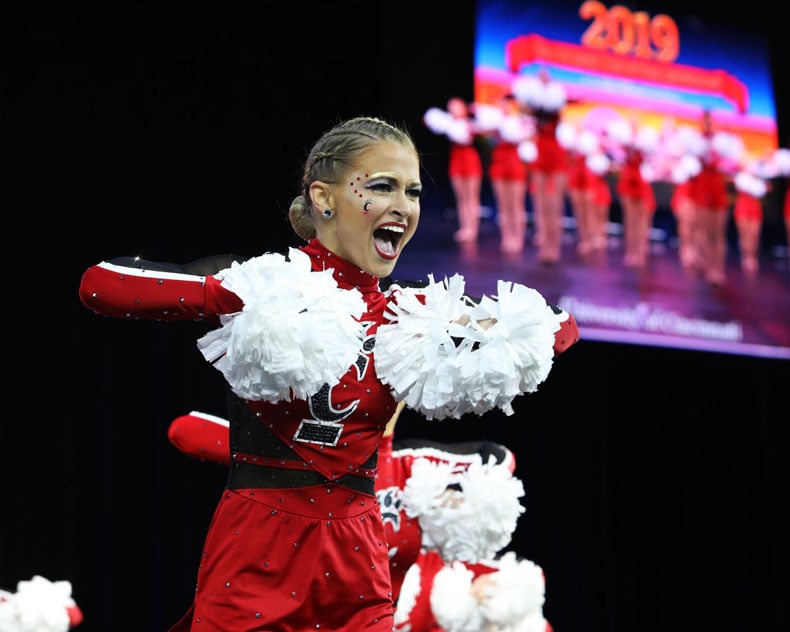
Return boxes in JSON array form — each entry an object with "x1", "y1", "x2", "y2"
[
  {"x1": 376, "y1": 436, "x2": 515, "y2": 604},
  {"x1": 166, "y1": 411, "x2": 516, "y2": 607},
  {"x1": 394, "y1": 550, "x2": 554, "y2": 632},
  {"x1": 81, "y1": 238, "x2": 579, "y2": 631},
  {"x1": 80, "y1": 239, "x2": 398, "y2": 632}
]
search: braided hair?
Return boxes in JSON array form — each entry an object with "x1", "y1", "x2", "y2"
[{"x1": 288, "y1": 117, "x2": 418, "y2": 241}]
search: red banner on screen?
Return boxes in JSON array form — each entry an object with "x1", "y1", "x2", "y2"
[{"x1": 506, "y1": 34, "x2": 748, "y2": 113}]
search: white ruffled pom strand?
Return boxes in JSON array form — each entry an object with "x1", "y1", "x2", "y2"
[
  {"x1": 376, "y1": 275, "x2": 560, "y2": 419},
  {"x1": 0, "y1": 575, "x2": 80, "y2": 632},
  {"x1": 431, "y1": 562, "x2": 486, "y2": 632},
  {"x1": 197, "y1": 248, "x2": 366, "y2": 402},
  {"x1": 478, "y1": 551, "x2": 547, "y2": 627}
]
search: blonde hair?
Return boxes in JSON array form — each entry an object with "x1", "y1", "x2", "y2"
[{"x1": 288, "y1": 116, "x2": 418, "y2": 242}]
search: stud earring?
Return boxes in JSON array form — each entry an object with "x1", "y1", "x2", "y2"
[{"x1": 322, "y1": 208, "x2": 333, "y2": 218}]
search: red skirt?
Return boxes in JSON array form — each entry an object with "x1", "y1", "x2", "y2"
[
  {"x1": 616, "y1": 163, "x2": 644, "y2": 200},
  {"x1": 489, "y1": 143, "x2": 527, "y2": 180},
  {"x1": 734, "y1": 194, "x2": 763, "y2": 222},
  {"x1": 170, "y1": 485, "x2": 394, "y2": 631},
  {"x1": 689, "y1": 168, "x2": 728, "y2": 209},
  {"x1": 448, "y1": 144, "x2": 483, "y2": 177},
  {"x1": 532, "y1": 135, "x2": 568, "y2": 174}
]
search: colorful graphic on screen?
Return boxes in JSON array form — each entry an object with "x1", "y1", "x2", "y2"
[
  {"x1": 465, "y1": 0, "x2": 789, "y2": 359},
  {"x1": 474, "y1": 0, "x2": 777, "y2": 165}
]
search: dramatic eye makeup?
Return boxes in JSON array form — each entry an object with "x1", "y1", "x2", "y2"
[
  {"x1": 349, "y1": 173, "x2": 422, "y2": 200},
  {"x1": 364, "y1": 177, "x2": 397, "y2": 192},
  {"x1": 406, "y1": 184, "x2": 423, "y2": 199}
]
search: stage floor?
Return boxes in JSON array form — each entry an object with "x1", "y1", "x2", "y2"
[{"x1": 393, "y1": 205, "x2": 790, "y2": 359}]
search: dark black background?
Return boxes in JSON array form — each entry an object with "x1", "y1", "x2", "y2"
[{"x1": 3, "y1": 2, "x2": 788, "y2": 631}]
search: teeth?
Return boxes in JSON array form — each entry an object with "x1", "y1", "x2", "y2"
[{"x1": 380, "y1": 225, "x2": 405, "y2": 233}]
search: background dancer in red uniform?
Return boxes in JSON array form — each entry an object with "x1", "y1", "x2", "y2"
[
  {"x1": 392, "y1": 451, "x2": 553, "y2": 632},
  {"x1": 79, "y1": 115, "x2": 579, "y2": 631},
  {"x1": 732, "y1": 168, "x2": 768, "y2": 276},
  {"x1": 609, "y1": 118, "x2": 658, "y2": 269},
  {"x1": 424, "y1": 97, "x2": 486, "y2": 246},
  {"x1": 513, "y1": 70, "x2": 570, "y2": 265},
  {"x1": 481, "y1": 93, "x2": 533, "y2": 255},
  {"x1": 685, "y1": 110, "x2": 742, "y2": 285}
]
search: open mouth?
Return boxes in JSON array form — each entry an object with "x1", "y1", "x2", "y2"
[{"x1": 373, "y1": 223, "x2": 406, "y2": 260}]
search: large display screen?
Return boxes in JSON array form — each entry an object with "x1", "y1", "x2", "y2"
[{"x1": 470, "y1": 0, "x2": 788, "y2": 358}]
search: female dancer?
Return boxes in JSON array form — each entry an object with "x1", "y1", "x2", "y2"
[
  {"x1": 483, "y1": 93, "x2": 533, "y2": 255},
  {"x1": 566, "y1": 126, "x2": 609, "y2": 256},
  {"x1": 669, "y1": 173, "x2": 697, "y2": 269},
  {"x1": 79, "y1": 116, "x2": 579, "y2": 631},
  {"x1": 732, "y1": 169, "x2": 768, "y2": 275},
  {"x1": 587, "y1": 151, "x2": 613, "y2": 252},
  {"x1": 167, "y1": 403, "x2": 552, "y2": 631},
  {"x1": 609, "y1": 118, "x2": 658, "y2": 268},
  {"x1": 685, "y1": 110, "x2": 742, "y2": 285},
  {"x1": 167, "y1": 401, "x2": 516, "y2": 605},
  {"x1": 513, "y1": 70, "x2": 570, "y2": 265},
  {"x1": 424, "y1": 98, "x2": 485, "y2": 244},
  {"x1": 769, "y1": 146, "x2": 790, "y2": 254}
]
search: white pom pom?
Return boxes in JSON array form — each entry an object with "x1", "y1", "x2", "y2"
[
  {"x1": 393, "y1": 564, "x2": 421, "y2": 628},
  {"x1": 712, "y1": 130, "x2": 744, "y2": 160},
  {"x1": 640, "y1": 162, "x2": 655, "y2": 183},
  {"x1": 499, "y1": 115, "x2": 533, "y2": 144},
  {"x1": 197, "y1": 249, "x2": 366, "y2": 402},
  {"x1": 555, "y1": 121, "x2": 576, "y2": 149},
  {"x1": 542, "y1": 81, "x2": 567, "y2": 111},
  {"x1": 734, "y1": 171, "x2": 767, "y2": 197},
  {"x1": 635, "y1": 126, "x2": 659, "y2": 153},
  {"x1": 461, "y1": 280, "x2": 560, "y2": 407},
  {"x1": 401, "y1": 458, "x2": 457, "y2": 519},
  {"x1": 3, "y1": 575, "x2": 77, "y2": 632},
  {"x1": 424, "y1": 107, "x2": 452, "y2": 134},
  {"x1": 577, "y1": 129, "x2": 599, "y2": 155},
  {"x1": 446, "y1": 118, "x2": 473, "y2": 145},
  {"x1": 478, "y1": 552, "x2": 546, "y2": 627},
  {"x1": 606, "y1": 119, "x2": 632, "y2": 145},
  {"x1": 512, "y1": 74, "x2": 542, "y2": 107},
  {"x1": 586, "y1": 152, "x2": 610, "y2": 175},
  {"x1": 509, "y1": 611, "x2": 552, "y2": 632},
  {"x1": 772, "y1": 147, "x2": 790, "y2": 175},
  {"x1": 375, "y1": 274, "x2": 471, "y2": 416},
  {"x1": 431, "y1": 563, "x2": 485, "y2": 632},
  {"x1": 734, "y1": 171, "x2": 749, "y2": 193},
  {"x1": 678, "y1": 154, "x2": 702, "y2": 179},
  {"x1": 405, "y1": 457, "x2": 526, "y2": 563},
  {"x1": 517, "y1": 140, "x2": 537, "y2": 163},
  {"x1": 755, "y1": 161, "x2": 775, "y2": 180},
  {"x1": 473, "y1": 103, "x2": 504, "y2": 132},
  {"x1": 376, "y1": 276, "x2": 560, "y2": 419}
]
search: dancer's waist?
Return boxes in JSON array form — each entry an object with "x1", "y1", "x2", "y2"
[{"x1": 228, "y1": 450, "x2": 377, "y2": 494}]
